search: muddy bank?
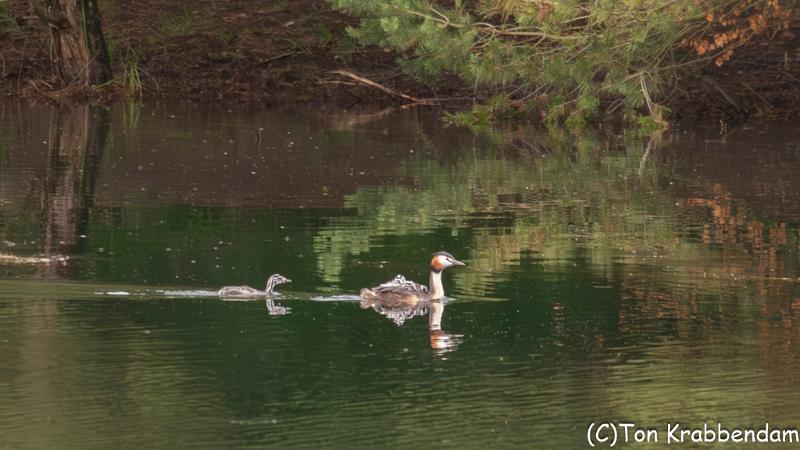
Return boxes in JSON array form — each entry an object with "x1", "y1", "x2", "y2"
[
  {"x1": 677, "y1": 25, "x2": 800, "y2": 119},
  {"x1": 2, "y1": 0, "x2": 458, "y2": 106},
  {"x1": 2, "y1": 0, "x2": 799, "y2": 119}
]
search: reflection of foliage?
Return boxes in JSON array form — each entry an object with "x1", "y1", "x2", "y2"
[
  {"x1": 314, "y1": 129, "x2": 684, "y2": 296},
  {"x1": 314, "y1": 218, "x2": 372, "y2": 284}
]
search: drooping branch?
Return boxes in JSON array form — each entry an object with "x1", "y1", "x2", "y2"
[{"x1": 395, "y1": 5, "x2": 585, "y2": 43}]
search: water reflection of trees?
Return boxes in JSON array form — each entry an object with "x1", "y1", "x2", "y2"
[
  {"x1": 40, "y1": 106, "x2": 109, "y2": 277},
  {"x1": 313, "y1": 130, "x2": 682, "y2": 294},
  {"x1": 313, "y1": 125, "x2": 800, "y2": 369},
  {"x1": 314, "y1": 127, "x2": 798, "y2": 300},
  {"x1": 684, "y1": 183, "x2": 796, "y2": 283}
]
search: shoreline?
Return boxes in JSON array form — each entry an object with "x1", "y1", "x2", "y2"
[{"x1": 2, "y1": 1, "x2": 799, "y2": 121}]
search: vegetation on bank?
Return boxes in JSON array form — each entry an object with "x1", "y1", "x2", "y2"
[
  {"x1": 1, "y1": 1, "x2": 798, "y2": 124},
  {"x1": 329, "y1": 0, "x2": 796, "y2": 125}
]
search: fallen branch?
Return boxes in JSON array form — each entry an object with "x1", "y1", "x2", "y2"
[
  {"x1": 329, "y1": 70, "x2": 431, "y2": 105},
  {"x1": 317, "y1": 80, "x2": 359, "y2": 87},
  {"x1": 258, "y1": 51, "x2": 297, "y2": 67},
  {"x1": 701, "y1": 75, "x2": 740, "y2": 112},
  {"x1": 739, "y1": 81, "x2": 774, "y2": 111}
]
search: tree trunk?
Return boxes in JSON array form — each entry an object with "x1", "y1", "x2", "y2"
[{"x1": 32, "y1": 0, "x2": 112, "y2": 88}]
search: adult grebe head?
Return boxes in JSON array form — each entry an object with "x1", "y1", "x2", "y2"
[{"x1": 430, "y1": 251, "x2": 466, "y2": 272}]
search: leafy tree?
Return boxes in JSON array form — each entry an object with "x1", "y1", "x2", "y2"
[{"x1": 329, "y1": 0, "x2": 795, "y2": 124}]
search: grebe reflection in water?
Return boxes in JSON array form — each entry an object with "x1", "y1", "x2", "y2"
[
  {"x1": 428, "y1": 299, "x2": 462, "y2": 354},
  {"x1": 361, "y1": 275, "x2": 463, "y2": 353},
  {"x1": 265, "y1": 298, "x2": 291, "y2": 316}
]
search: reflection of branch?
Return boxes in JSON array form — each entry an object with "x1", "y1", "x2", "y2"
[
  {"x1": 638, "y1": 139, "x2": 652, "y2": 177},
  {"x1": 329, "y1": 70, "x2": 431, "y2": 105},
  {"x1": 0, "y1": 253, "x2": 64, "y2": 265},
  {"x1": 322, "y1": 106, "x2": 400, "y2": 130},
  {"x1": 638, "y1": 130, "x2": 666, "y2": 177}
]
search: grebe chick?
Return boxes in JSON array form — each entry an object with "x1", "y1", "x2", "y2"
[
  {"x1": 379, "y1": 274, "x2": 428, "y2": 292},
  {"x1": 360, "y1": 251, "x2": 465, "y2": 308},
  {"x1": 218, "y1": 274, "x2": 291, "y2": 299}
]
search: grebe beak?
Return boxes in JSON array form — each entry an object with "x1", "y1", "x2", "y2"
[{"x1": 451, "y1": 259, "x2": 465, "y2": 267}]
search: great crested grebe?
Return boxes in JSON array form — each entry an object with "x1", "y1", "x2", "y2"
[
  {"x1": 218, "y1": 274, "x2": 291, "y2": 299},
  {"x1": 360, "y1": 251, "x2": 465, "y2": 308}
]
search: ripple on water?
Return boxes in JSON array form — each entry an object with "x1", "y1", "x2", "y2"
[
  {"x1": 3, "y1": 107, "x2": 800, "y2": 449},
  {"x1": 153, "y1": 289, "x2": 220, "y2": 298}
]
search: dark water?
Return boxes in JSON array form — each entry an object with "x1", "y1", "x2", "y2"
[{"x1": 1, "y1": 103, "x2": 800, "y2": 449}]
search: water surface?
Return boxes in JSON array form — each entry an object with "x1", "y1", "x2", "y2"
[{"x1": 1, "y1": 104, "x2": 800, "y2": 448}]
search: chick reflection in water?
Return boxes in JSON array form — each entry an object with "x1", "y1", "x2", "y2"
[{"x1": 218, "y1": 273, "x2": 292, "y2": 316}]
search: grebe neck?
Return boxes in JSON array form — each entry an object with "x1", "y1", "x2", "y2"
[{"x1": 429, "y1": 269, "x2": 444, "y2": 300}]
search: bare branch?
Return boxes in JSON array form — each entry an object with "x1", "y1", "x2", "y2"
[{"x1": 329, "y1": 70, "x2": 431, "y2": 105}]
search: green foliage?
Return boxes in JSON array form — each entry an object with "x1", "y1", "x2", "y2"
[
  {"x1": 217, "y1": 27, "x2": 237, "y2": 45},
  {"x1": 315, "y1": 17, "x2": 333, "y2": 44},
  {"x1": 106, "y1": 38, "x2": 119, "y2": 64},
  {"x1": 328, "y1": 0, "x2": 711, "y2": 124},
  {"x1": 122, "y1": 59, "x2": 142, "y2": 99},
  {"x1": 444, "y1": 94, "x2": 514, "y2": 130},
  {"x1": 157, "y1": 8, "x2": 194, "y2": 37},
  {"x1": 0, "y1": 2, "x2": 19, "y2": 34},
  {"x1": 112, "y1": 46, "x2": 143, "y2": 99},
  {"x1": 332, "y1": 35, "x2": 359, "y2": 64}
]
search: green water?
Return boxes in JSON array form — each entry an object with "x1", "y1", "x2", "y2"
[{"x1": 1, "y1": 104, "x2": 800, "y2": 449}]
